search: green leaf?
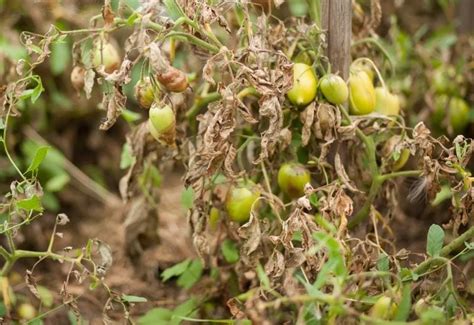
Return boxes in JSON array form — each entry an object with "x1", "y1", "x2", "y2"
[
  {"x1": 177, "y1": 259, "x2": 203, "y2": 289},
  {"x1": 0, "y1": 302, "x2": 6, "y2": 317},
  {"x1": 16, "y1": 195, "x2": 43, "y2": 212},
  {"x1": 31, "y1": 79, "x2": 44, "y2": 104},
  {"x1": 120, "y1": 143, "x2": 135, "y2": 170},
  {"x1": 121, "y1": 109, "x2": 142, "y2": 123},
  {"x1": 427, "y1": 224, "x2": 445, "y2": 257},
  {"x1": 312, "y1": 232, "x2": 347, "y2": 289},
  {"x1": 121, "y1": 294, "x2": 148, "y2": 303},
  {"x1": 37, "y1": 285, "x2": 54, "y2": 308},
  {"x1": 50, "y1": 40, "x2": 71, "y2": 75},
  {"x1": 138, "y1": 308, "x2": 173, "y2": 325},
  {"x1": 376, "y1": 253, "x2": 389, "y2": 272},
  {"x1": 180, "y1": 187, "x2": 194, "y2": 210},
  {"x1": 45, "y1": 173, "x2": 70, "y2": 192},
  {"x1": 26, "y1": 146, "x2": 49, "y2": 173},
  {"x1": 161, "y1": 259, "x2": 191, "y2": 282},
  {"x1": 431, "y1": 185, "x2": 452, "y2": 207},
  {"x1": 163, "y1": 0, "x2": 186, "y2": 21},
  {"x1": 393, "y1": 283, "x2": 411, "y2": 321},
  {"x1": 170, "y1": 298, "x2": 198, "y2": 325},
  {"x1": 221, "y1": 239, "x2": 239, "y2": 264}
]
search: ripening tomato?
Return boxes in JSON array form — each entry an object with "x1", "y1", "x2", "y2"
[
  {"x1": 349, "y1": 70, "x2": 376, "y2": 115},
  {"x1": 278, "y1": 163, "x2": 311, "y2": 198},
  {"x1": 374, "y1": 87, "x2": 400, "y2": 116},
  {"x1": 225, "y1": 180, "x2": 260, "y2": 223},
  {"x1": 433, "y1": 95, "x2": 470, "y2": 134},
  {"x1": 92, "y1": 40, "x2": 121, "y2": 73},
  {"x1": 287, "y1": 63, "x2": 318, "y2": 106},
  {"x1": 17, "y1": 303, "x2": 36, "y2": 320},
  {"x1": 135, "y1": 77, "x2": 155, "y2": 109},
  {"x1": 320, "y1": 74, "x2": 349, "y2": 105}
]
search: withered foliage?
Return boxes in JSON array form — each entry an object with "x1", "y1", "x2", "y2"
[{"x1": 1, "y1": 0, "x2": 473, "y2": 323}]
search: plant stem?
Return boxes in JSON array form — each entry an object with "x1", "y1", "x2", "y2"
[
  {"x1": 380, "y1": 170, "x2": 422, "y2": 182},
  {"x1": 409, "y1": 226, "x2": 474, "y2": 279},
  {"x1": 185, "y1": 92, "x2": 222, "y2": 119},
  {"x1": 162, "y1": 32, "x2": 220, "y2": 54}
]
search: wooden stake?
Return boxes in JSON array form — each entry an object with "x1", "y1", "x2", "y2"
[{"x1": 321, "y1": 0, "x2": 352, "y2": 80}]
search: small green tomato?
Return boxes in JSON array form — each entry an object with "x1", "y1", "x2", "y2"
[
  {"x1": 320, "y1": 74, "x2": 349, "y2": 105},
  {"x1": 92, "y1": 40, "x2": 121, "y2": 73},
  {"x1": 17, "y1": 303, "x2": 36, "y2": 320},
  {"x1": 278, "y1": 163, "x2": 311, "y2": 198},
  {"x1": 349, "y1": 70, "x2": 376, "y2": 115},
  {"x1": 287, "y1": 63, "x2": 318, "y2": 106},
  {"x1": 135, "y1": 77, "x2": 156, "y2": 109},
  {"x1": 149, "y1": 103, "x2": 175, "y2": 134},
  {"x1": 225, "y1": 181, "x2": 260, "y2": 223},
  {"x1": 433, "y1": 95, "x2": 470, "y2": 135},
  {"x1": 374, "y1": 87, "x2": 401, "y2": 116}
]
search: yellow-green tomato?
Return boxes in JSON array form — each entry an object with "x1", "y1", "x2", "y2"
[
  {"x1": 17, "y1": 303, "x2": 36, "y2": 320},
  {"x1": 225, "y1": 181, "x2": 260, "y2": 223},
  {"x1": 278, "y1": 163, "x2": 311, "y2": 198},
  {"x1": 287, "y1": 63, "x2": 318, "y2": 106},
  {"x1": 92, "y1": 41, "x2": 121, "y2": 73},
  {"x1": 349, "y1": 70, "x2": 376, "y2": 115},
  {"x1": 320, "y1": 74, "x2": 349, "y2": 105},
  {"x1": 135, "y1": 77, "x2": 155, "y2": 109},
  {"x1": 433, "y1": 95, "x2": 470, "y2": 134},
  {"x1": 374, "y1": 87, "x2": 400, "y2": 116},
  {"x1": 149, "y1": 103, "x2": 175, "y2": 134}
]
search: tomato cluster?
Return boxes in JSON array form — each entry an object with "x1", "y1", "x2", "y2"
[
  {"x1": 285, "y1": 60, "x2": 401, "y2": 120},
  {"x1": 224, "y1": 163, "x2": 311, "y2": 223}
]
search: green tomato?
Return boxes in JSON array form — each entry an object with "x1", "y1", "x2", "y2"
[
  {"x1": 278, "y1": 163, "x2": 311, "y2": 198},
  {"x1": 287, "y1": 63, "x2": 318, "y2": 106},
  {"x1": 17, "y1": 303, "x2": 36, "y2": 320},
  {"x1": 92, "y1": 40, "x2": 121, "y2": 73},
  {"x1": 433, "y1": 95, "x2": 470, "y2": 134},
  {"x1": 320, "y1": 74, "x2": 349, "y2": 105},
  {"x1": 135, "y1": 77, "x2": 156, "y2": 109},
  {"x1": 374, "y1": 87, "x2": 400, "y2": 116},
  {"x1": 225, "y1": 181, "x2": 260, "y2": 223},
  {"x1": 149, "y1": 103, "x2": 175, "y2": 134},
  {"x1": 349, "y1": 70, "x2": 376, "y2": 115}
]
